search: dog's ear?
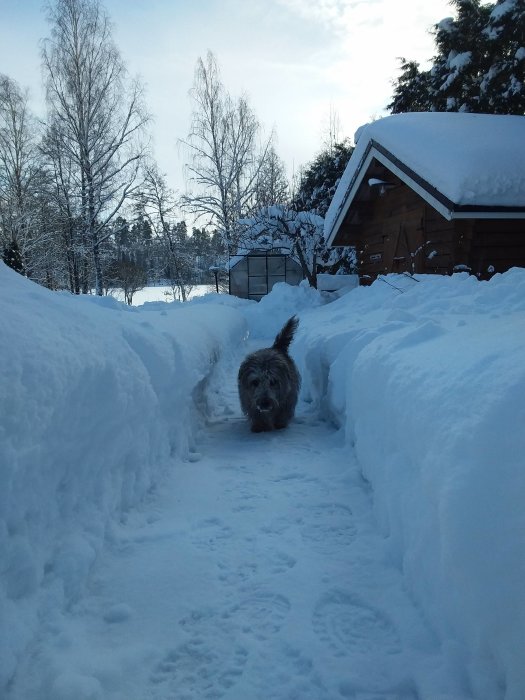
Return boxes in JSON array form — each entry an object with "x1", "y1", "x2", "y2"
[{"x1": 272, "y1": 316, "x2": 299, "y2": 353}]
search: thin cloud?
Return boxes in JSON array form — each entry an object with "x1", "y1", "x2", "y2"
[{"x1": 0, "y1": 0, "x2": 454, "y2": 193}]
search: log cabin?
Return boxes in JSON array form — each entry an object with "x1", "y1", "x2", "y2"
[{"x1": 324, "y1": 113, "x2": 525, "y2": 284}]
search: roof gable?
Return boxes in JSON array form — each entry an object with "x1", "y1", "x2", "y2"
[{"x1": 325, "y1": 113, "x2": 525, "y2": 244}]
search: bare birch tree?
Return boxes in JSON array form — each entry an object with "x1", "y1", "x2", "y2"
[
  {"x1": 41, "y1": 118, "x2": 88, "y2": 293},
  {"x1": 137, "y1": 163, "x2": 190, "y2": 301},
  {"x1": 0, "y1": 74, "x2": 42, "y2": 273},
  {"x1": 181, "y1": 51, "x2": 272, "y2": 254},
  {"x1": 321, "y1": 105, "x2": 342, "y2": 156},
  {"x1": 253, "y1": 143, "x2": 289, "y2": 207},
  {"x1": 42, "y1": 0, "x2": 149, "y2": 295}
]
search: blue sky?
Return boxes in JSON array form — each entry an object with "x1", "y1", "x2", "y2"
[{"x1": 0, "y1": 0, "x2": 453, "y2": 195}]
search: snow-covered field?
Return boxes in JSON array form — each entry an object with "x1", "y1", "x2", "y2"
[
  {"x1": 1, "y1": 261, "x2": 524, "y2": 700},
  {"x1": 109, "y1": 283, "x2": 216, "y2": 305}
]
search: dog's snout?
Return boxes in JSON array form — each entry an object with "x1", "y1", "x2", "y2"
[{"x1": 258, "y1": 398, "x2": 273, "y2": 412}]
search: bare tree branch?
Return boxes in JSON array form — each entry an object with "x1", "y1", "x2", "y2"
[{"x1": 180, "y1": 51, "x2": 284, "y2": 254}]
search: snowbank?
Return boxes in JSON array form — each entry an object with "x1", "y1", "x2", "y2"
[
  {"x1": 181, "y1": 279, "x2": 326, "y2": 341},
  {"x1": 0, "y1": 262, "x2": 246, "y2": 690},
  {"x1": 294, "y1": 269, "x2": 525, "y2": 700}
]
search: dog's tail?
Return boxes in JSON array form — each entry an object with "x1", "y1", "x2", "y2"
[{"x1": 272, "y1": 316, "x2": 299, "y2": 353}]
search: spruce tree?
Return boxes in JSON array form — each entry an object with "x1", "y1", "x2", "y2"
[
  {"x1": 3, "y1": 240, "x2": 25, "y2": 275},
  {"x1": 430, "y1": 0, "x2": 492, "y2": 112},
  {"x1": 388, "y1": 59, "x2": 433, "y2": 114},
  {"x1": 292, "y1": 140, "x2": 356, "y2": 275},
  {"x1": 388, "y1": 0, "x2": 525, "y2": 115},
  {"x1": 293, "y1": 140, "x2": 354, "y2": 217},
  {"x1": 481, "y1": 0, "x2": 525, "y2": 113}
]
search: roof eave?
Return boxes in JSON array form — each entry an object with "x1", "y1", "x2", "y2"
[{"x1": 451, "y1": 208, "x2": 525, "y2": 219}]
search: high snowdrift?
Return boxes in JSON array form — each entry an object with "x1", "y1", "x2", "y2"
[
  {"x1": 0, "y1": 262, "x2": 246, "y2": 689},
  {"x1": 294, "y1": 269, "x2": 525, "y2": 700}
]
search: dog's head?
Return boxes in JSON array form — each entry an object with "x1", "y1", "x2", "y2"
[{"x1": 239, "y1": 350, "x2": 292, "y2": 414}]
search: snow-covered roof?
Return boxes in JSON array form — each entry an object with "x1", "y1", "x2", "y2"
[
  {"x1": 325, "y1": 112, "x2": 525, "y2": 244},
  {"x1": 228, "y1": 247, "x2": 293, "y2": 270}
]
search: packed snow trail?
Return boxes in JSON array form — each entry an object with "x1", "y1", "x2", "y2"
[{"x1": 10, "y1": 341, "x2": 469, "y2": 700}]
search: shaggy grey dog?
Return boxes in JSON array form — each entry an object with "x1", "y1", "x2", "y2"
[{"x1": 238, "y1": 316, "x2": 301, "y2": 432}]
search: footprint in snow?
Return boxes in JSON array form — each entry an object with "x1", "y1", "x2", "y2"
[
  {"x1": 150, "y1": 638, "x2": 248, "y2": 700},
  {"x1": 217, "y1": 549, "x2": 296, "y2": 586},
  {"x1": 271, "y1": 472, "x2": 329, "y2": 499},
  {"x1": 265, "y1": 549, "x2": 297, "y2": 575},
  {"x1": 191, "y1": 517, "x2": 234, "y2": 553},
  {"x1": 260, "y1": 514, "x2": 298, "y2": 537},
  {"x1": 313, "y1": 590, "x2": 400, "y2": 659},
  {"x1": 300, "y1": 502, "x2": 357, "y2": 553},
  {"x1": 248, "y1": 642, "x2": 329, "y2": 700},
  {"x1": 222, "y1": 591, "x2": 291, "y2": 641},
  {"x1": 217, "y1": 559, "x2": 258, "y2": 585},
  {"x1": 311, "y1": 591, "x2": 414, "y2": 697}
]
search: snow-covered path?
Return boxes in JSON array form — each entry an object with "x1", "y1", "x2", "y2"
[{"x1": 11, "y1": 341, "x2": 467, "y2": 700}]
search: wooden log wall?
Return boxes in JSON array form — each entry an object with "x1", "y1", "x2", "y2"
[{"x1": 334, "y1": 164, "x2": 525, "y2": 283}]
